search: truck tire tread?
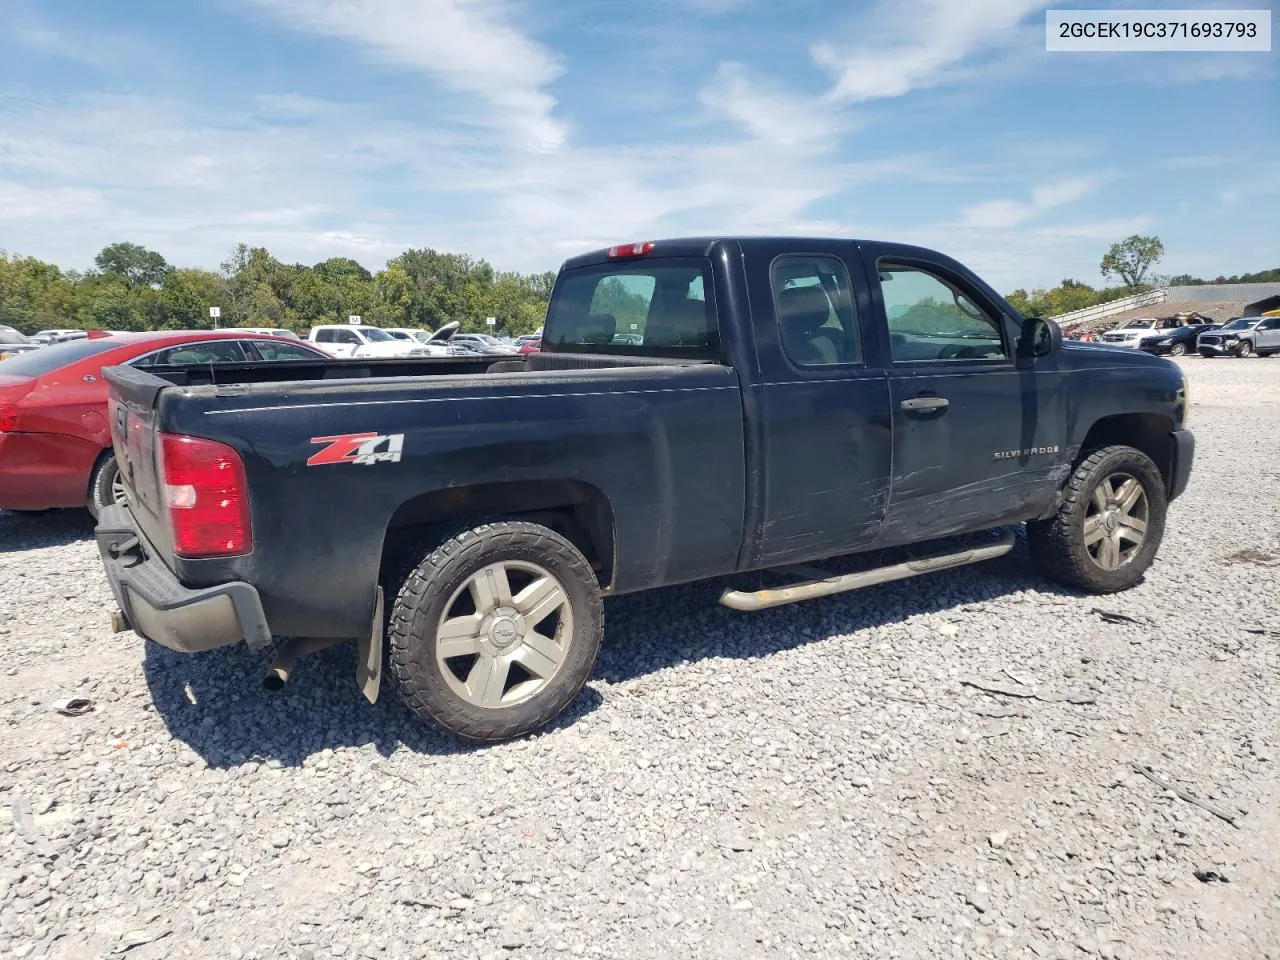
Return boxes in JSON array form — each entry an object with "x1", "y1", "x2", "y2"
[
  {"x1": 386, "y1": 520, "x2": 603, "y2": 742},
  {"x1": 1027, "y1": 444, "x2": 1168, "y2": 594}
]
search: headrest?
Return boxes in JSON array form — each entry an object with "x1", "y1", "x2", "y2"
[
  {"x1": 645, "y1": 298, "x2": 711, "y2": 348},
  {"x1": 777, "y1": 286, "x2": 833, "y2": 334}
]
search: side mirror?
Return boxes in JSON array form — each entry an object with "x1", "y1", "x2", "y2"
[{"x1": 1019, "y1": 316, "x2": 1062, "y2": 358}]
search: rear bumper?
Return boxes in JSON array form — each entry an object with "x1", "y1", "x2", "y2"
[
  {"x1": 1168, "y1": 429, "x2": 1195, "y2": 503},
  {"x1": 95, "y1": 504, "x2": 272, "y2": 653}
]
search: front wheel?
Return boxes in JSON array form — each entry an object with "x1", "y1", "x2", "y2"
[
  {"x1": 1236, "y1": 340, "x2": 1254, "y2": 358},
  {"x1": 1168, "y1": 342, "x2": 1187, "y2": 357},
  {"x1": 388, "y1": 521, "x2": 604, "y2": 741},
  {"x1": 1028, "y1": 445, "x2": 1168, "y2": 594}
]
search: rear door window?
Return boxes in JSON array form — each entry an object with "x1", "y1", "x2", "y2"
[
  {"x1": 545, "y1": 258, "x2": 718, "y2": 359},
  {"x1": 248, "y1": 340, "x2": 328, "y2": 361},
  {"x1": 144, "y1": 341, "x2": 251, "y2": 365},
  {"x1": 770, "y1": 255, "x2": 862, "y2": 366}
]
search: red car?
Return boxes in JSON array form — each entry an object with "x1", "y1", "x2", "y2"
[
  {"x1": 516, "y1": 337, "x2": 541, "y2": 355},
  {"x1": 0, "y1": 331, "x2": 328, "y2": 517}
]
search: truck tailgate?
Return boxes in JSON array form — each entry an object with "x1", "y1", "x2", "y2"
[{"x1": 104, "y1": 365, "x2": 174, "y2": 559}]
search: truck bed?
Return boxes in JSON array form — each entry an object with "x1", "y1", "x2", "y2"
[{"x1": 104, "y1": 351, "x2": 746, "y2": 640}]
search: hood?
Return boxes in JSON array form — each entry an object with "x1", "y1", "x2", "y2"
[{"x1": 427, "y1": 321, "x2": 460, "y2": 343}]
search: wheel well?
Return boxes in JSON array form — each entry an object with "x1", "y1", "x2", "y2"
[
  {"x1": 381, "y1": 480, "x2": 616, "y2": 589},
  {"x1": 1080, "y1": 414, "x2": 1175, "y2": 491}
]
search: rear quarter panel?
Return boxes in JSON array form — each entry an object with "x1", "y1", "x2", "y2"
[{"x1": 155, "y1": 364, "x2": 747, "y2": 638}]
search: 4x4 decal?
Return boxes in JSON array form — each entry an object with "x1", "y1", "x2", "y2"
[{"x1": 307, "y1": 432, "x2": 405, "y2": 466}]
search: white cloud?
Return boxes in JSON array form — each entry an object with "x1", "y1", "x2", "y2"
[
  {"x1": 699, "y1": 63, "x2": 846, "y2": 150},
  {"x1": 959, "y1": 176, "x2": 1099, "y2": 229},
  {"x1": 813, "y1": 0, "x2": 1051, "y2": 103},
  {"x1": 239, "y1": 0, "x2": 567, "y2": 151}
]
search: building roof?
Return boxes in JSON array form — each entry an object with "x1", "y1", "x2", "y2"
[{"x1": 1165, "y1": 282, "x2": 1280, "y2": 303}]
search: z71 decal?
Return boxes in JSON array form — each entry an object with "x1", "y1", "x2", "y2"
[{"x1": 308, "y1": 432, "x2": 405, "y2": 466}]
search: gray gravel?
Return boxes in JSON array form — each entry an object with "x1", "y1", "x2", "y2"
[{"x1": 1, "y1": 356, "x2": 1277, "y2": 959}]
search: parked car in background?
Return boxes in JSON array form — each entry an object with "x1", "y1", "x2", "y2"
[
  {"x1": 219, "y1": 326, "x2": 303, "y2": 339},
  {"x1": 1197, "y1": 316, "x2": 1279, "y2": 357},
  {"x1": 0, "y1": 331, "x2": 329, "y2": 517},
  {"x1": 450, "y1": 333, "x2": 519, "y2": 355},
  {"x1": 1100, "y1": 317, "x2": 1183, "y2": 348},
  {"x1": 516, "y1": 337, "x2": 541, "y2": 355},
  {"x1": 380, "y1": 326, "x2": 467, "y2": 357},
  {"x1": 32, "y1": 329, "x2": 88, "y2": 345},
  {"x1": 0, "y1": 326, "x2": 41, "y2": 361},
  {"x1": 1140, "y1": 322, "x2": 1219, "y2": 357},
  {"x1": 308, "y1": 324, "x2": 441, "y2": 359},
  {"x1": 1232, "y1": 315, "x2": 1280, "y2": 357}
]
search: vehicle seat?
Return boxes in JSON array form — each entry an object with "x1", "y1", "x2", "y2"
[
  {"x1": 644, "y1": 298, "x2": 714, "y2": 350},
  {"x1": 777, "y1": 287, "x2": 848, "y2": 364}
]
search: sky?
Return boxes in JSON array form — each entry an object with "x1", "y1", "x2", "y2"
[{"x1": 0, "y1": 0, "x2": 1276, "y2": 291}]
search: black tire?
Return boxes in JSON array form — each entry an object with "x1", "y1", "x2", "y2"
[
  {"x1": 1168, "y1": 342, "x2": 1187, "y2": 357},
  {"x1": 1027, "y1": 445, "x2": 1168, "y2": 594},
  {"x1": 388, "y1": 520, "x2": 603, "y2": 742},
  {"x1": 1236, "y1": 340, "x2": 1254, "y2": 358},
  {"x1": 86, "y1": 454, "x2": 123, "y2": 520}
]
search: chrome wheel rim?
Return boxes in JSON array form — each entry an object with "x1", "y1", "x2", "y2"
[
  {"x1": 1083, "y1": 473, "x2": 1148, "y2": 571},
  {"x1": 1237, "y1": 341, "x2": 1252, "y2": 357},
  {"x1": 110, "y1": 468, "x2": 128, "y2": 507},
  {"x1": 1169, "y1": 343, "x2": 1186, "y2": 356},
  {"x1": 435, "y1": 560, "x2": 573, "y2": 709}
]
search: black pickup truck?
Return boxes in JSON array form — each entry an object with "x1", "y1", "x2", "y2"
[{"x1": 97, "y1": 237, "x2": 1193, "y2": 741}]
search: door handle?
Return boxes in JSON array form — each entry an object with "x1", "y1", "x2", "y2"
[{"x1": 900, "y1": 396, "x2": 949, "y2": 412}]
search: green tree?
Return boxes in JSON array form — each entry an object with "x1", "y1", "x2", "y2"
[
  {"x1": 157, "y1": 268, "x2": 226, "y2": 330},
  {"x1": 94, "y1": 242, "x2": 172, "y2": 287},
  {"x1": 1100, "y1": 235, "x2": 1164, "y2": 288}
]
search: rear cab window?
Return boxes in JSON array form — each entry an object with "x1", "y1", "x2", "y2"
[{"x1": 544, "y1": 258, "x2": 719, "y2": 360}]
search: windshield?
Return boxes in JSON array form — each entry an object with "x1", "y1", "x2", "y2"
[
  {"x1": 384, "y1": 330, "x2": 411, "y2": 340},
  {"x1": 0, "y1": 326, "x2": 32, "y2": 345},
  {"x1": 357, "y1": 326, "x2": 393, "y2": 342},
  {"x1": 0, "y1": 337, "x2": 120, "y2": 375},
  {"x1": 1222, "y1": 318, "x2": 1254, "y2": 330}
]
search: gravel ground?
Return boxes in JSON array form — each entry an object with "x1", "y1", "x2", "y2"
[{"x1": 1, "y1": 357, "x2": 1277, "y2": 960}]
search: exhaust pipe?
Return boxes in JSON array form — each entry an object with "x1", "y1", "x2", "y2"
[{"x1": 263, "y1": 637, "x2": 345, "y2": 691}]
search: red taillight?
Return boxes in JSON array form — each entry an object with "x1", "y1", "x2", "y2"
[
  {"x1": 158, "y1": 433, "x2": 252, "y2": 558},
  {"x1": 0, "y1": 405, "x2": 16, "y2": 432},
  {"x1": 606, "y1": 241, "x2": 655, "y2": 258}
]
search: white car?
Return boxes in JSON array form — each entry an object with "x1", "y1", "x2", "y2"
[
  {"x1": 219, "y1": 326, "x2": 303, "y2": 340},
  {"x1": 308, "y1": 324, "x2": 437, "y2": 358},
  {"x1": 1099, "y1": 318, "x2": 1183, "y2": 348},
  {"x1": 381, "y1": 325, "x2": 469, "y2": 356}
]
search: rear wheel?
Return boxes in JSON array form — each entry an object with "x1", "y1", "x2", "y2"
[
  {"x1": 87, "y1": 454, "x2": 126, "y2": 520},
  {"x1": 1028, "y1": 445, "x2": 1167, "y2": 594},
  {"x1": 388, "y1": 521, "x2": 603, "y2": 741}
]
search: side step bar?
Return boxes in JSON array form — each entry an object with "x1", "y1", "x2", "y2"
[{"x1": 719, "y1": 530, "x2": 1017, "y2": 612}]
